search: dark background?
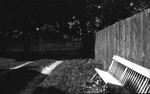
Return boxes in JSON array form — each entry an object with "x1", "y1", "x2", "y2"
[{"x1": 0, "y1": 0, "x2": 149, "y2": 60}]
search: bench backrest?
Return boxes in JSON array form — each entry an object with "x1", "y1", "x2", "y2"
[{"x1": 108, "y1": 55, "x2": 150, "y2": 93}]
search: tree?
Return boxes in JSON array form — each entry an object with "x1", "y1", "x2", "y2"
[{"x1": 127, "y1": 0, "x2": 150, "y2": 15}]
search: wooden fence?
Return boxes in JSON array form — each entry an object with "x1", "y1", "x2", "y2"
[{"x1": 95, "y1": 8, "x2": 150, "y2": 70}]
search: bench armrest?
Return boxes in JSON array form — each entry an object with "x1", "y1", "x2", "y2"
[{"x1": 95, "y1": 68, "x2": 122, "y2": 86}]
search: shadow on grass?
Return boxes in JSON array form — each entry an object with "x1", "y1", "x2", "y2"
[
  {"x1": 0, "y1": 51, "x2": 87, "y2": 61},
  {"x1": 107, "y1": 83, "x2": 131, "y2": 94},
  {"x1": 0, "y1": 69, "x2": 9, "y2": 75},
  {"x1": 0, "y1": 66, "x2": 45, "y2": 94},
  {"x1": 32, "y1": 86, "x2": 67, "y2": 94}
]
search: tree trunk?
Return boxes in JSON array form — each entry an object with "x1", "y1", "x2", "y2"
[
  {"x1": 23, "y1": 28, "x2": 31, "y2": 56},
  {"x1": 80, "y1": 16, "x2": 95, "y2": 58},
  {"x1": 80, "y1": 15, "x2": 94, "y2": 58}
]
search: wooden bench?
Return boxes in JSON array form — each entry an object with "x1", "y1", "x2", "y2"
[{"x1": 94, "y1": 55, "x2": 150, "y2": 93}]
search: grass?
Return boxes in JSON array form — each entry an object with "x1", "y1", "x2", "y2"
[
  {"x1": 0, "y1": 58, "x2": 55, "y2": 94},
  {"x1": 0, "y1": 58, "x2": 112, "y2": 94},
  {"x1": 39, "y1": 59, "x2": 107, "y2": 93}
]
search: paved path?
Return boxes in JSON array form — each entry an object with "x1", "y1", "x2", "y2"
[
  {"x1": 0, "y1": 60, "x2": 63, "y2": 94},
  {"x1": 41, "y1": 61, "x2": 63, "y2": 75},
  {"x1": 9, "y1": 61, "x2": 34, "y2": 69}
]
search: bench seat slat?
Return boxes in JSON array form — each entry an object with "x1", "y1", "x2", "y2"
[
  {"x1": 146, "y1": 85, "x2": 150, "y2": 93},
  {"x1": 141, "y1": 78, "x2": 149, "y2": 93},
  {"x1": 95, "y1": 55, "x2": 150, "y2": 93},
  {"x1": 113, "y1": 55, "x2": 150, "y2": 79},
  {"x1": 95, "y1": 68, "x2": 122, "y2": 86},
  {"x1": 119, "y1": 67, "x2": 128, "y2": 83},
  {"x1": 138, "y1": 77, "x2": 145, "y2": 93},
  {"x1": 131, "y1": 72, "x2": 137, "y2": 90}
]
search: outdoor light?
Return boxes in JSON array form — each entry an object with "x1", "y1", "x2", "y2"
[
  {"x1": 130, "y1": 2, "x2": 134, "y2": 7},
  {"x1": 36, "y1": 27, "x2": 39, "y2": 31}
]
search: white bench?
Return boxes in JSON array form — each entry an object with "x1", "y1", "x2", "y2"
[{"x1": 95, "y1": 55, "x2": 150, "y2": 93}]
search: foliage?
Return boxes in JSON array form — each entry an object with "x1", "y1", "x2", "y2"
[
  {"x1": 86, "y1": 0, "x2": 150, "y2": 30},
  {"x1": 127, "y1": 0, "x2": 150, "y2": 15},
  {"x1": 0, "y1": 0, "x2": 150, "y2": 46}
]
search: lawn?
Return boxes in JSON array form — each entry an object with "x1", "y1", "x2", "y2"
[
  {"x1": 0, "y1": 58, "x2": 110, "y2": 94},
  {"x1": 38, "y1": 59, "x2": 108, "y2": 93}
]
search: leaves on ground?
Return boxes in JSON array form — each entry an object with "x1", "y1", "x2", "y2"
[{"x1": 39, "y1": 59, "x2": 107, "y2": 93}]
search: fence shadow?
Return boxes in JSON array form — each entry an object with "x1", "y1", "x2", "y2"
[
  {"x1": 0, "y1": 66, "x2": 45, "y2": 94},
  {"x1": 32, "y1": 86, "x2": 67, "y2": 94}
]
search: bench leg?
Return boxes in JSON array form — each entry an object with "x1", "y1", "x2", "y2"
[{"x1": 90, "y1": 73, "x2": 98, "y2": 82}]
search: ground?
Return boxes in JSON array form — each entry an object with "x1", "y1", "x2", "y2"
[{"x1": 0, "y1": 57, "x2": 109, "y2": 94}]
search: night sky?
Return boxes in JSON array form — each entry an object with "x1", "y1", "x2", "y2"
[
  {"x1": 0, "y1": 0, "x2": 84, "y2": 27},
  {"x1": 0, "y1": 0, "x2": 149, "y2": 33}
]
